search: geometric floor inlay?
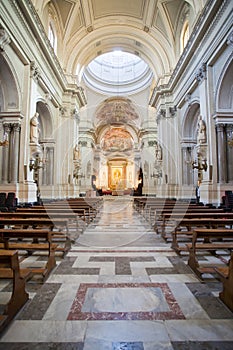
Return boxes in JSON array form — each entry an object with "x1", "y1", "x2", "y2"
[{"x1": 67, "y1": 283, "x2": 185, "y2": 320}]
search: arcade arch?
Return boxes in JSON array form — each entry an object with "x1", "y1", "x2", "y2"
[{"x1": 91, "y1": 97, "x2": 141, "y2": 192}]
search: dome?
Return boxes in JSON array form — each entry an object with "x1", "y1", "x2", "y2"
[{"x1": 83, "y1": 51, "x2": 153, "y2": 95}]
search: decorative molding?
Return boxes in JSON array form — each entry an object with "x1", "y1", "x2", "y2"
[
  {"x1": 3, "y1": 123, "x2": 12, "y2": 133},
  {"x1": 87, "y1": 26, "x2": 93, "y2": 33},
  {"x1": 44, "y1": 93, "x2": 52, "y2": 105},
  {"x1": 59, "y1": 106, "x2": 67, "y2": 117},
  {"x1": 227, "y1": 31, "x2": 233, "y2": 46},
  {"x1": 185, "y1": 93, "x2": 192, "y2": 106},
  {"x1": 169, "y1": 106, "x2": 177, "y2": 117},
  {"x1": 10, "y1": 0, "x2": 87, "y2": 107},
  {"x1": 156, "y1": 109, "x2": 166, "y2": 124},
  {"x1": 72, "y1": 108, "x2": 80, "y2": 122},
  {"x1": 12, "y1": 123, "x2": 21, "y2": 132},
  {"x1": 150, "y1": 0, "x2": 228, "y2": 107},
  {"x1": 195, "y1": 63, "x2": 207, "y2": 83},
  {"x1": 30, "y1": 61, "x2": 41, "y2": 81},
  {"x1": 148, "y1": 140, "x2": 157, "y2": 147},
  {"x1": 78, "y1": 141, "x2": 88, "y2": 147},
  {"x1": 0, "y1": 29, "x2": 11, "y2": 51},
  {"x1": 215, "y1": 123, "x2": 225, "y2": 132}
]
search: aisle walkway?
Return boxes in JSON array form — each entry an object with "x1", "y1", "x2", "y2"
[{"x1": 0, "y1": 197, "x2": 233, "y2": 349}]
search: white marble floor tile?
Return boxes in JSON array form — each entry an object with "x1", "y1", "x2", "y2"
[
  {"x1": 82, "y1": 287, "x2": 169, "y2": 313},
  {"x1": 0, "y1": 292, "x2": 11, "y2": 304},
  {"x1": 98, "y1": 275, "x2": 151, "y2": 284},
  {"x1": 130, "y1": 267, "x2": 149, "y2": 276},
  {"x1": 0, "y1": 280, "x2": 9, "y2": 291},
  {"x1": 85, "y1": 320, "x2": 170, "y2": 343},
  {"x1": 165, "y1": 319, "x2": 233, "y2": 341},
  {"x1": 46, "y1": 275, "x2": 99, "y2": 284},
  {"x1": 99, "y1": 263, "x2": 116, "y2": 275},
  {"x1": 168, "y1": 282, "x2": 210, "y2": 319},
  {"x1": 150, "y1": 274, "x2": 200, "y2": 283},
  {"x1": 43, "y1": 284, "x2": 80, "y2": 320},
  {"x1": 0, "y1": 320, "x2": 87, "y2": 342}
]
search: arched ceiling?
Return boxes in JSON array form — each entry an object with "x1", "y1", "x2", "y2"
[
  {"x1": 33, "y1": 0, "x2": 203, "y2": 83},
  {"x1": 95, "y1": 97, "x2": 140, "y2": 128}
]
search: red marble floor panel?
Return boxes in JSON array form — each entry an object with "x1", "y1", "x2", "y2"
[{"x1": 67, "y1": 283, "x2": 185, "y2": 321}]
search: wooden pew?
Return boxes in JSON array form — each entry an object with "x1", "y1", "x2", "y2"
[
  {"x1": 0, "y1": 250, "x2": 31, "y2": 333},
  {"x1": 0, "y1": 229, "x2": 58, "y2": 279},
  {"x1": 41, "y1": 204, "x2": 97, "y2": 224},
  {"x1": 134, "y1": 198, "x2": 177, "y2": 214},
  {"x1": 214, "y1": 251, "x2": 233, "y2": 312},
  {"x1": 15, "y1": 207, "x2": 87, "y2": 230},
  {"x1": 0, "y1": 217, "x2": 69, "y2": 231},
  {"x1": 161, "y1": 213, "x2": 233, "y2": 240},
  {"x1": 154, "y1": 207, "x2": 224, "y2": 233},
  {"x1": 0, "y1": 217, "x2": 70, "y2": 255},
  {"x1": 186, "y1": 228, "x2": 233, "y2": 278},
  {"x1": 171, "y1": 218, "x2": 233, "y2": 253},
  {"x1": 0, "y1": 212, "x2": 76, "y2": 229}
]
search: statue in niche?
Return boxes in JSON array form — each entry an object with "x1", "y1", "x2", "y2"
[
  {"x1": 155, "y1": 143, "x2": 162, "y2": 160},
  {"x1": 73, "y1": 144, "x2": 80, "y2": 161},
  {"x1": 30, "y1": 112, "x2": 40, "y2": 144},
  {"x1": 197, "y1": 115, "x2": 206, "y2": 144}
]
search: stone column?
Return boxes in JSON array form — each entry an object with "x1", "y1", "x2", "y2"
[
  {"x1": 47, "y1": 147, "x2": 54, "y2": 185},
  {"x1": 216, "y1": 124, "x2": 227, "y2": 183},
  {"x1": 1, "y1": 123, "x2": 11, "y2": 183},
  {"x1": 226, "y1": 124, "x2": 233, "y2": 182},
  {"x1": 10, "y1": 123, "x2": 21, "y2": 183},
  {"x1": 42, "y1": 146, "x2": 47, "y2": 185}
]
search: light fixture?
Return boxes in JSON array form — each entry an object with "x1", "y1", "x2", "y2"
[
  {"x1": 29, "y1": 154, "x2": 45, "y2": 204},
  {"x1": 0, "y1": 140, "x2": 8, "y2": 146},
  {"x1": 192, "y1": 158, "x2": 208, "y2": 172},
  {"x1": 151, "y1": 170, "x2": 162, "y2": 178},
  {"x1": 29, "y1": 154, "x2": 44, "y2": 172},
  {"x1": 0, "y1": 134, "x2": 9, "y2": 146}
]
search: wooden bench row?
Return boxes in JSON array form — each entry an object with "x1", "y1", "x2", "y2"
[
  {"x1": 0, "y1": 197, "x2": 102, "y2": 332},
  {"x1": 0, "y1": 250, "x2": 31, "y2": 333},
  {"x1": 186, "y1": 228, "x2": 233, "y2": 278},
  {"x1": 0, "y1": 228, "x2": 59, "y2": 280},
  {"x1": 215, "y1": 251, "x2": 233, "y2": 312},
  {"x1": 0, "y1": 225, "x2": 71, "y2": 333}
]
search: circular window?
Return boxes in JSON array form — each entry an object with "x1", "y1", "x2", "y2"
[{"x1": 83, "y1": 51, "x2": 153, "y2": 95}]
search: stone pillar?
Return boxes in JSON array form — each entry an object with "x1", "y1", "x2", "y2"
[
  {"x1": 42, "y1": 146, "x2": 47, "y2": 185},
  {"x1": 216, "y1": 124, "x2": 227, "y2": 183},
  {"x1": 47, "y1": 147, "x2": 54, "y2": 185},
  {"x1": 1, "y1": 123, "x2": 11, "y2": 183},
  {"x1": 182, "y1": 147, "x2": 193, "y2": 185},
  {"x1": 226, "y1": 124, "x2": 233, "y2": 182},
  {"x1": 10, "y1": 123, "x2": 21, "y2": 183}
]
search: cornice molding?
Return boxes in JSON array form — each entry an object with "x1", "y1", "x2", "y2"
[
  {"x1": 149, "y1": 0, "x2": 229, "y2": 107},
  {"x1": 9, "y1": 0, "x2": 87, "y2": 107}
]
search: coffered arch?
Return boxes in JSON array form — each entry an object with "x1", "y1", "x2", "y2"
[
  {"x1": 36, "y1": 0, "x2": 202, "y2": 82},
  {"x1": 67, "y1": 26, "x2": 173, "y2": 83}
]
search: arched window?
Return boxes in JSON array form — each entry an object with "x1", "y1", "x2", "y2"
[
  {"x1": 180, "y1": 21, "x2": 189, "y2": 53},
  {"x1": 48, "y1": 21, "x2": 57, "y2": 53}
]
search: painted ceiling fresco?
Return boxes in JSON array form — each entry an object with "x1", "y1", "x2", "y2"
[
  {"x1": 101, "y1": 128, "x2": 134, "y2": 152},
  {"x1": 96, "y1": 97, "x2": 139, "y2": 126}
]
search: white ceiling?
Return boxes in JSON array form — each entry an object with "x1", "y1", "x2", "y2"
[{"x1": 33, "y1": 0, "x2": 202, "y2": 82}]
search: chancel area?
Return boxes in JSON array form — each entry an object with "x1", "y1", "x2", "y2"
[{"x1": 0, "y1": 0, "x2": 233, "y2": 348}]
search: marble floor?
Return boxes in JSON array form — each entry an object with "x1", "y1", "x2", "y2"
[{"x1": 0, "y1": 196, "x2": 233, "y2": 349}]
